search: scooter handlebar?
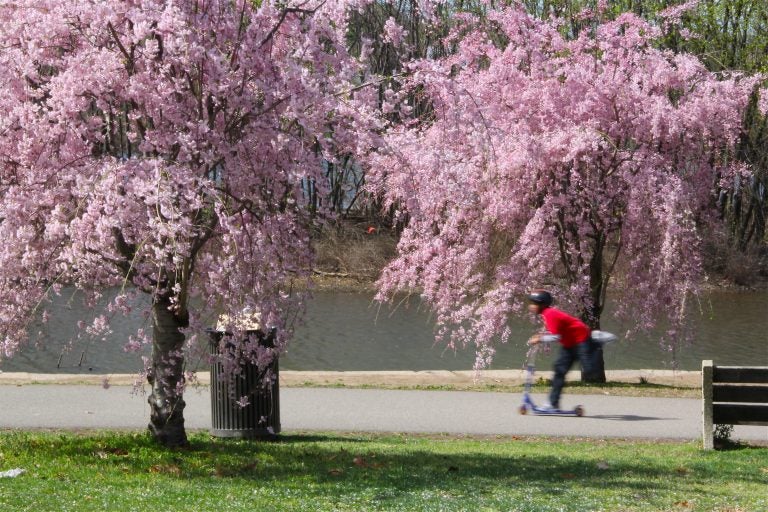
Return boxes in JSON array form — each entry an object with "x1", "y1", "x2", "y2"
[
  {"x1": 540, "y1": 334, "x2": 561, "y2": 344},
  {"x1": 524, "y1": 340, "x2": 553, "y2": 365}
]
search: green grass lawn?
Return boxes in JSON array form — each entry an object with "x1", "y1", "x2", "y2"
[{"x1": 0, "y1": 431, "x2": 765, "y2": 511}]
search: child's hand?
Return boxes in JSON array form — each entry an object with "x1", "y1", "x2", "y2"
[{"x1": 527, "y1": 334, "x2": 541, "y2": 346}]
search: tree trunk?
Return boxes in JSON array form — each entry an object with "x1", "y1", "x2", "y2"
[
  {"x1": 582, "y1": 245, "x2": 607, "y2": 384},
  {"x1": 582, "y1": 338, "x2": 606, "y2": 384},
  {"x1": 147, "y1": 297, "x2": 189, "y2": 447},
  {"x1": 581, "y1": 309, "x2": 607, "y2": 384}
]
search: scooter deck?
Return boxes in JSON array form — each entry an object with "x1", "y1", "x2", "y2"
[
  {"x1": 519, "y1": 396, "x2": 584, "y2": 416},
  {"x1": 522, "y1": 405, "x2": 584, "y2": 416}
]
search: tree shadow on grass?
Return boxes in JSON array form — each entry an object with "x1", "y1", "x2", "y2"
[
  {"x1": 714, "y1": 439, "x2": 766, "y2": 451},
  {"x1": 0, "y1": 432, "x2": 768, "y2": 511},
  {"x1": 274, "y1": 433, "x2": 375, "y2": 444},
  {"x1": 2, "y1": 432, "x2": 764, "y2": 512},
  {"x1": 3, "y1": 431, "x2": 764, "y2": 492}
]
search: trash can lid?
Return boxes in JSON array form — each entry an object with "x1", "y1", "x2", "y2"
[{"x1": 216, "y1": 309, "x2": 261, "y2": 331}]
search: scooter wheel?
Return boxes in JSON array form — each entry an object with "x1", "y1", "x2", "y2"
[
  {"x1": 574, "y1": 405, "x2": 584, "y2": 417},
  {"x1": 518, "y1": 405, "x2": 528, "y2": 415}
]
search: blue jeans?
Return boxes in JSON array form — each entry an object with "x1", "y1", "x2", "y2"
[{"x1": 548, "y1": 338, "x2": 597, "y2": 408}]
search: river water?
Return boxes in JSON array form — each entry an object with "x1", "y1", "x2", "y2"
[{"x1": 1, "y1": 289, "x2": 766, "y2": 374}]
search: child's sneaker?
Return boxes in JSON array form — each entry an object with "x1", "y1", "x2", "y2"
[{"x1": 539, "y1": 402, "x2": 558, "y2": 412}]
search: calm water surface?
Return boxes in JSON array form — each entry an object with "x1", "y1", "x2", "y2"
[{"x1": 1, "y1": 289, "x2": 766, "y2": 374}]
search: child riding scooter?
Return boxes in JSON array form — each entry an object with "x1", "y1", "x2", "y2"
[{"x1": 520, "y1": 290, "x2": 616, "y2": 416}]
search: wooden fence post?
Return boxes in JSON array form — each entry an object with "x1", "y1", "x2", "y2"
[{"x1": 702, "y1": 360, "x2": 714, "y2": 450}]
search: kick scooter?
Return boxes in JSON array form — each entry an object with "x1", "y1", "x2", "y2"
[{"x1": 518, "y1": 339, "x2": 584, "y2": 417}]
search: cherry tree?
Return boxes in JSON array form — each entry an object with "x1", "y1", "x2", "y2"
[
  {"x1": 0, "y1": 0, "x2": 378, "y2": 446},
  {"x1": 369, "y1": 5, "x2": 761, "y2": 378}
]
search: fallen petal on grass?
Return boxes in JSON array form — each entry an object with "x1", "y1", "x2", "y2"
[{"x1": 0, "y1": 468, "x2": 24, "y2": 478}]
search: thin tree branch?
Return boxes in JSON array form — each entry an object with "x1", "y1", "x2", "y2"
[
  {"x1": 107, "y1": 22, "x2": 134, "y2": 74},
  {"x1": 259, "y1": 2, "x2": 325, "y2": 48}
]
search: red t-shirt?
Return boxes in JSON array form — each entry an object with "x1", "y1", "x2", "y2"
[{"x1": 541, "y1": 307, "x2": 590, "y2": 348}]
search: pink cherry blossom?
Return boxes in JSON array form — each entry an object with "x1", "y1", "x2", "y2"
[
  {"x1": 383, "y1": 17, "x2": 407, "y2": 47},
  {"x1": 368, "y1": 5, "x2": 763, "y2": 370}
]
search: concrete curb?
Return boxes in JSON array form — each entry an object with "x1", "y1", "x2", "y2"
[{"x1": 0, "y1": 369, "x2": 701, "y2": 388}]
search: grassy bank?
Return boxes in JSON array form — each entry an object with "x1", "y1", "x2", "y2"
[
  {"x1": 285, "y1": 380, "x2": 702, "y2": 398},
  {"x1": 0, "y1": 431, "x2": 765, "y2": 511},
  {"x1": 0, "y1": 370, "x2": 703, "y2": 398}
]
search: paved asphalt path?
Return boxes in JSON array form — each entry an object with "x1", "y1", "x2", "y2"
[{"x1": 0, "y1": 385, "x2": 765, "y2": 442}]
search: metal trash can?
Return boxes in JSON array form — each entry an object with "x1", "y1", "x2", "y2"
[{"x1": 208, "y1": 328, "x2": 280, "y2": 439}]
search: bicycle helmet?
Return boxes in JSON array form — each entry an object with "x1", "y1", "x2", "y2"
[{"x1": 527, "y1": 290, "x2": 553, "y2": 307}]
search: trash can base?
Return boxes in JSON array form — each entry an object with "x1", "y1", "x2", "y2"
[{"x1": 210, "y1": 426, "x2": 281, "y2": 439}]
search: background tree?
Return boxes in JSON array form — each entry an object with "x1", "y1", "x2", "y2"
[
  {"x1": 347, "y1": 1, "x2": 767, "y2": 272},
  {"x1": 681, "y1": 0, "x2": 768, "y2": 271},
  {"x1": 512, "y1": 0, "x2": 768, "y2": 275},
  {"x1": 368, "y1": 5, "x2": 761, "y2": 377},
  {"x1": 314, "y1": 0, "x2": 494, "y2": 226},
  {"x1": 0, "y1": 0, "x2": 377, "y2": 446}
]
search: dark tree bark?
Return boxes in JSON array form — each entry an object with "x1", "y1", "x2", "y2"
[
  {"x1": 581, "y1": 340, "x2": 606, "y2": 384},
  {"x1": 580, "y1": 312, "x2": 607, "y2": 384},
  {"x1": 581, "y1": 244, "x2": 608, "y2": 384},
  {"x1": 147, "y1": 296, "x2": 189, "y2": 447}
]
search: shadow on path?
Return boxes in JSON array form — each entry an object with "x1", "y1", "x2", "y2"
[{"x1": 588, "y1": 414, "x2": 667, "y2": 421}]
